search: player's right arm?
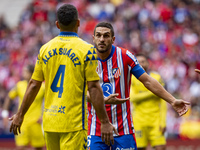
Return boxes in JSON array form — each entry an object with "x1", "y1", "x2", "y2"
[{"x1": 87, "y1": 80, "x2": 118, "y2": 145}]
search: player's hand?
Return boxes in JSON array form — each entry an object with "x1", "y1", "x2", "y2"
[
  {"x1": 195, "y1": 69, "x2": 200, "y2": 74},
  {"x1": 9, "y1": 113, "x2": 24, "y2": 135},
  {"x1": 171, "y1": 99, "x2": 190, "y2": 116},
  {"x1": 101, "y1": 122, "x2": 119, "y2": 146},
  {"x1": 105, "y1": 93, "x2": 129, "y2": 104}
]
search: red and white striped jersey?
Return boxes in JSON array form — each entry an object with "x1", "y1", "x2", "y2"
[{"x1": 88, "y1": 45, "x2": 145, "y2": 136}]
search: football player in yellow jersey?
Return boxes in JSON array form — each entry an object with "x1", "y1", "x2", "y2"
[
  {"x1": 130, "y1": 54, "x2": 167, "y2": 150},
  {"x1": 9, "y1": 4, "x2": 117, "y2": 150},
  {"x1": 2, "y1": 64, "x2": 45, "y2": 150}
]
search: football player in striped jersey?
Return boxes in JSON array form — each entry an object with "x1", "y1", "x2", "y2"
[{"x1": 87, "y1": 22, "x2": 190, "y2": 150}]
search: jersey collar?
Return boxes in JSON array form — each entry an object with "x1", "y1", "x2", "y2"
[
  {"x1": 58, "y1": 32, "x2": 79, "y2": 37},
  {"x1": 97, "y1": 45, "x2": 115, "y2": 62}
]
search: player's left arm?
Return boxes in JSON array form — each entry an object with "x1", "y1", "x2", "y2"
[
  {"x1": 195, "y1": 69, "x2": 200, "y2": 74},
  {"x1": 138, "y1": 73, "x2": 190, "y2": 116},
  {"x1": 9, "y1": 79, "x2": 42, "y2": 135}
]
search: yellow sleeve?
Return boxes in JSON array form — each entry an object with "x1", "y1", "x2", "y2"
[
  {"x1": 8, "y1": 86, "x2": 18, "y2": 100},
  {"x1": 84, "y1": 47, "x2": 100, "y2": 81},
  {"x1": 32, "y1": 51, "x2": 44, "y2": 81}
]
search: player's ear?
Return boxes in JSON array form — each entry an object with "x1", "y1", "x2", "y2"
[
  {"x1": 112, "y1": 36, "x2": 115, "y2": 44},
  {"x1": 55, "y1": 21, "x2": 60, "y2": 29},
  {"x1": 92, "y1": 35, "x2": 95, "y2": 42},
  {"x1": 77, "y1": 19, "x2": 80, "y2": 27}
]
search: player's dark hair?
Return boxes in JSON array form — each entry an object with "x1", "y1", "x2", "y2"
[
  {"x1": 57, "y1": 4, "x2": 78, "y2": 30},
  {"x1": 136, "y1": 53, "x2": 148, "y2": 59},
  {"x1": 26, "y1": 64, "x2": 34, "y2": 74},
  {"x1": 94, "y1": 22, "x2": 114, "y2": 37}
]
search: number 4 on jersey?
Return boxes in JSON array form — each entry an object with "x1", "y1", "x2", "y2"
[{"x1": 51, "y1": 65, "x2": 66, "y2": 98}]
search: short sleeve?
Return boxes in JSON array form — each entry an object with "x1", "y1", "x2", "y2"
[
  {"x1": 84, "y1": 47, "x2": 100, "y2": 81},
  {"x1": 125, "y1": 50, "x2": 145, "y2": 78},
  {"x1": 32, "y1": 52, "x2": 44, "y2": 81},
  {"x1": 8, "y1": 86, "x2": 18, "y2": 100}
]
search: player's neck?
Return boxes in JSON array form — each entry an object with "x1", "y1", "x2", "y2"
[
  {"x1": 97, "y1": 48, "x2": 112, "y2": 60},
  {"x1": 60, "y1": 28, "x2": 77, "y2": 33}
]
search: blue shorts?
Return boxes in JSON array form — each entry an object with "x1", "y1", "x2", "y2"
[{"x1": 87, "y1": 134, "x2": 137, "y2": 150}]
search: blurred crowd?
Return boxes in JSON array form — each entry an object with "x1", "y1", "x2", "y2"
[{"x1": 0, "y1": 0, "x2": 200, "y2": 140}]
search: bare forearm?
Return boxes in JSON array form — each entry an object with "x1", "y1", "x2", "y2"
[
  {"x1": 143, "y1": 77, "x2": 175, "y2": 104},
  {"x1": 18, "y1": 79, "x2": 41, "y2": 117}
]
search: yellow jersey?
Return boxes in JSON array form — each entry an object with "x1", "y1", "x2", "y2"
[
  {"x1": 9, "y1": 80, "x2": 45, "y2": 125},
  {"x1": 32, "y1": 32, "x2": 99, "y2": 132},
  {"x1": 130, "y1": 71, "x2": 167, "y2": 127}
]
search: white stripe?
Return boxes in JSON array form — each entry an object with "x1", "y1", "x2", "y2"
[
  {"x1": 90, "y1": 105, "x2": 96, "y2": 135},
  {"x1": 127, "y1": 65, "x2": 131, "y2": 94},
  {"x1": 126, "y1": 51, "x2": 138, "y2": 65},
  {"x1": 107, "y1": 58, "x2": 118, "y2": 136},
  {"x1": 98, "y1": 61, "x2": 103, "y2": 85},
  {"x1": 116, "y1": 47, "x2": 129, "y2": 134}
]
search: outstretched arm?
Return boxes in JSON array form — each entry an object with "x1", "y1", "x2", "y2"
[
  {"x1": 138, "y1": 73, "x2": 190, "y2": 116},
  {"x1": 195, "y1": 69, "x2": 200, "y2": 74},
  {"x1": 9, "y1": 79, "x2": 42, "y2": 135}
]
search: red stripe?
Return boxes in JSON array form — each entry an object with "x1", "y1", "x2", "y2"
[{"x1": 132, "y1": 133, "x2": 137, "y2": 147}]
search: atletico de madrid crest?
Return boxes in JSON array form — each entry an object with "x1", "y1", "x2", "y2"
[{"x1": 112, "y1": 68, "x2": 121, "y2": 78}]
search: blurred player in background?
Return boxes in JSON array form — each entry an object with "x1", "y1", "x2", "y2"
[
  {"x1": 130, "y1": 54, "x2": 167, "y2": 150},
  {"x1": 195, "y1": 69, "x2": 200, "y2": 74},
  {"x1": 9, "y1": 4, "x2": 117, "y2": 150},
  {"x1": 87, "y1": 22, "x2": 190, "y2": 150},
  {"x1": 1, "y1": 64, "x2": 45, "y2": 150}
]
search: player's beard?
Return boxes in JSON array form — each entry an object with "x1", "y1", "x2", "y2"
[{"x1": 95, "y1": 42, "x2": 112, "y2": 53}]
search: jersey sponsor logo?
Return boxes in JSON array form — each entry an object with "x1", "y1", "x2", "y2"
[
  {"x1": 44, "y1": 105, "x2": 66, "y2": 115},
  {"x1": 58, "y1": 105, "x2": 65, "y2": 114},
  {"x1": 112, "y1": 67, "x2": 121, "y2": 78},
  {"x1": 135, "y1": 130, "x2": 142, "y2": 138},
  {"x1": 101, "y1": 83, "x2": 113, "y2": 97}
]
